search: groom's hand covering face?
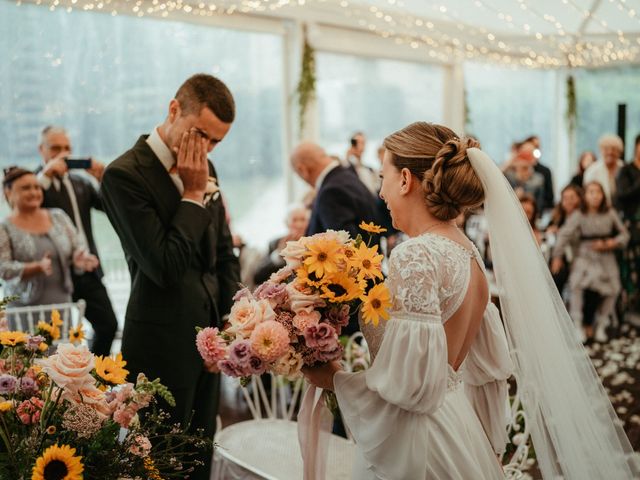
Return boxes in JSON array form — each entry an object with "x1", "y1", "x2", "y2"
[
  {"x1": 176, "y1": 130, "x2": 209, "y2": 196},
  {"x1": 167, "y1": 99, "x2": 232, "y2": 157}
]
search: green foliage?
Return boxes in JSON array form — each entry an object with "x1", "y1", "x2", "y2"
[
  {"x1": 296, "y1": 25, "x2": 316, "y2": 135},
  {"x1": 566, "y1": 74, "x2": 577, "y2": 136}
]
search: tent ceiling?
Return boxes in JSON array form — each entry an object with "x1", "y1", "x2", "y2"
[{"x1": 14, "y1": 0, "x2": 640, "y2": 67}]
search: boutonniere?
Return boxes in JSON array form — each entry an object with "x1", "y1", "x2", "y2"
[{"x1": 204, "y1": 176, "x2": 220, "y2": 205}]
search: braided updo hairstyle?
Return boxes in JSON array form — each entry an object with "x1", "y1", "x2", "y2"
[{"x1": 382, "y1": 122, "x2": 484, "y2": 221}]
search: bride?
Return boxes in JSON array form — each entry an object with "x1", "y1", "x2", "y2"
[{"x1": 302, "y1": 122, "x2": 637, "y2": 479}]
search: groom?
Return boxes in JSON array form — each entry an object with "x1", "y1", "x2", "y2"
[{"x1": 101, "y1": 74, "x2": 240, "y2": 479}]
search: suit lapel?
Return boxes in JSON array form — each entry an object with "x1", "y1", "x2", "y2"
[{"x1": 132, "y1": 136, "x2": 182, "y2": 221}]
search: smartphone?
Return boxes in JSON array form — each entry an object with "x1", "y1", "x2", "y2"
[{"x1": 65, "y1": 157, "x2": 92, "y2": 169}]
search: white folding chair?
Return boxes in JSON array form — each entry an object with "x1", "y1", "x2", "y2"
[
  {"x1": 5, "y1": 300, "x2": 87, "y2": 343},
  {"x1": 212, "y1": 373, "x2": 354, "y2": 480},
  {"x1": 500, "y1": 375, "x2": 535, "y2": 480}
]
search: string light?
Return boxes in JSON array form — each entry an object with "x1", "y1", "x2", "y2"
[{"x1": 11, "y1": 0, "x2": 640, "y2": 68}]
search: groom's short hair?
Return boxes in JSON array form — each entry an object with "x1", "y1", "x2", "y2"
[{"x1": 175, "y1": 73, "x2": 235, "y2": 123}]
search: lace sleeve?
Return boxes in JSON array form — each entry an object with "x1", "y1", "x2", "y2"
[
  {"x1": 0, "y1": 224, "x2": 25, "y2": 281},
  {"x1": 387, "y1": 239, "x2": 441, "y2": 317}
]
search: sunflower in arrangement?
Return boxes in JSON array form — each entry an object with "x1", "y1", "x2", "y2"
[{"x1": 31, "y1": 444, "x2": 84, "y2": 480}]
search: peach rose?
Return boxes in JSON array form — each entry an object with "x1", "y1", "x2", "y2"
[
  {"x1": 64, "y1": 383, "x2": 110, "y2": 417},
  {"x1": 316, "y1": 230, "x2": 350, "y2": 245},
  {"x1": 280, "y1": 239, "x2": 309, "y2": 268},
  {"x1": 227, "y1": 297, "x2": 276, "y2": 339},
  {"x1": 37, "y1": 344, "x2": 95, "y2": 390},
  {"x1": 293, "y1": 310, "x2": 321, "y2": 334},
  {"x1": 272, "y1": 348, "x2": 304, "y2": 380}
]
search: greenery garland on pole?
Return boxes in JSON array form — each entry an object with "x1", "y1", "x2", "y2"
[
  {"x1": 296, "y1": 24, "x2": 316, "y2": 135},
  {"x1": 566, "y1": 74, "x2": 577, "y2": 136}
]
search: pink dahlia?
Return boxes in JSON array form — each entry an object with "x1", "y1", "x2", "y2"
[
  {"x1": 250, "y1": 321, "x2": 290, "y2": 363},
  {"x1": 196, "y1": 327, "x2": 227, "y2": 364}
]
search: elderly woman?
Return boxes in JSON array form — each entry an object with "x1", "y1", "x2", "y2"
[
  {"x1": 584, "y1": 134, "x2": 624, "y2": 204},
  {"x1": 0, "y1": 167, "x2": 98, "y2": 307}
]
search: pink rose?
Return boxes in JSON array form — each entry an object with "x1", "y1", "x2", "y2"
[
  {"x1": 254, "y1": 282, "x2": 289, "y2": 308},
  {"x1": 37, "y1": 344, "x2": 95, "y2": 390},
  {"x1": 286, "y1": 285, "x2": 326, "y2": 314},
  {"x1": 269, "y1": 266, "x2": 295, "y2": 284},
  {"x1": 280, "y1": 239, "x2": 308, "y2": 268},
  {"x1": 303, "y1": 323, "x2": 339, "y2": 352},
  {"x1": 227, "y1": 298, "x2": 276, "y2": 339}
]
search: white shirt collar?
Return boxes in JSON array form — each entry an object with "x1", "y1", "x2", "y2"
[
  {"x1": 146, "y1": 126, "x2": 175, "y2": 171},
  {"x1": 315, "y1": 160, "x2": 340, "y2": 190}
]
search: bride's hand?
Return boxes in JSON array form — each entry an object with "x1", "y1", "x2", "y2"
[{"x1": 301, "y1": 361, "x2": 342, "y2": 391}]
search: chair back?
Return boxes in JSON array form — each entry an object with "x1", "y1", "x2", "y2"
[
  {"x1": 241, "y1": 374, "x2": 303, "y2": 421},
  {"x1": 5, "y1": 300, "x2": 87, "y2": 342}
]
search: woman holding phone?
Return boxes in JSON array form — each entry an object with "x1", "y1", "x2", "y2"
[{"x1": 0, "y1": 167, "x2": 99, "y2": 307}]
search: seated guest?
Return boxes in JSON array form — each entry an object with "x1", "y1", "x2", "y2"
[
  {"x1": 570, "y1": 151, "x2": 597, "y2": 187},
  {"x1": 0, "y1": 167, "x2": 99, "y2": 309},
  {"x1": 253, "y1": 204, "x2": 310, "y2": 285},
  {"x1": 291, "y1": 142, "x2": 379, "y2": 242},
  {"x1": 519, "y1": 193, "x2": 544, "y2": 247}
]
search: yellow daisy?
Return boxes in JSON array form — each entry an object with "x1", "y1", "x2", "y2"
[
  {"x1": 38, "y1": 342, "x2": 49, "y2": 353},
  {"x1": 68, "y1": 325, "x2": 84, "y2": 345},
  {"x1": 50, "y1": 310, "x2": 63, "y2": 328},
  {"x1": 359, "y1": 221, "x2": 387, "y2": 234},
  {"x1": 0, "y1": 330, "x2": 28, "y2": 347},
  {"x1": 144, "y1": 457, "x2": 163, "y2": 480},
  {"x1": 303, "y1": 238, "x2": 345, "y2": 279},
  {"x1": 352, "y1": 243, "x2": 384, "y2": 281},
  {"x1": 46, "y1": 426, "x2": 57, "y2": 435},
  {"x1": 32, "y1": 444, "x2": 83, "y2": 480},
  {"x1": 95, "y1": 353, "x2": 129, "y2": 385},
  {"x1": 320, "y1": 273, "x2": 364, "y2": 303},
  {"x1": 361, "y1": 283, "x2": 392, "y2": 327},
  {"x1": 0, "y1": 401, "x2": 13, "y2": 412}
]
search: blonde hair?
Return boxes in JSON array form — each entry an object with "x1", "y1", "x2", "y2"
[
  {"x1": 383, "y1": 122, "x2": 484, "y2": 221},
  {"x1": 598, "y1": 134, "x2": 623, "y2": 152}
]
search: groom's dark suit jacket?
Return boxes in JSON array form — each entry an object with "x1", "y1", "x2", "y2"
[
  {"x1": 101, "y1": 136, "x2": 240, "y2": 389},
  {"x1": 307, "y1": 165, "x2": 380, "y2": 239}
]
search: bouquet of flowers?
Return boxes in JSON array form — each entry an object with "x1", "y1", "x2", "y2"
[
  {"x1": 0, "y1": 307, "x2": 207, "y2": 480},
  {"x1": 196, "y1": 222, "x2": 392, "y2": 383}
]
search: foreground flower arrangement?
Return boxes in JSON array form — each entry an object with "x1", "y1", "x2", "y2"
[
  {"x1": 0, "y1": 308, "x2": 207, "y2": 480},
  {"x1": 196, "y1": 224, "x2": 392, "y2": 383}
]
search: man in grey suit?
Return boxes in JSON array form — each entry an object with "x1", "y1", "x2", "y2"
[{"x1": 101, "y1": 74, "x2": 240, "y2": 480}]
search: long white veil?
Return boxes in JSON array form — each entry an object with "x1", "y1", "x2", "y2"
[{"x1": 467, "y1": 147, "x2": 639, "y2": 479}]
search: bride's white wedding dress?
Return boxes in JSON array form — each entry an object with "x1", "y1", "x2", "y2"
[{"x1": 334, "y1": 232, "x2": 512, "y2": 480}]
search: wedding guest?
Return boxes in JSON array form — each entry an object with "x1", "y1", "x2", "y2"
[
  {"x1": 0, "y1": 167, "x2": 99, "y2": 308},
  {"x1": 506, "y1": 158, "x2": 546, "y2": 213},
  {"x1": 101, "y1": 74, "x2": 240, "y2": 480},
  {"x1": 570, "y1": 151, "x2": 597, "y2": 187},
  {"x1": 36, "y1": 126, "x2": 117, "y2": 356},
  {"x1": 523, "y1": 135, "x2": 555, "y2": 210},
  {"x1": 292, "y1": 142, "x2": 379, "y2": 242},
  {"x1": 615, "y1": 133, "x2": 640, "y2": 319},
  {"x1": 253, "y1": 204, "x2": 310, "y2": 285},
  {"x1": 551, "y1": 181, "x2": 629, "y2": 343},
  {"x1": 547, "y1": 185, "x2": 584, "y2": 295},
  {"x1": 584, "y1": 134, "x2": 624, "y2": 204},
  {"x1": 519, "y1": 193, "x2": 544, "y2": 246},
  {"x1": 343, "y1": 131, "x2": 379, "y2": 196}
]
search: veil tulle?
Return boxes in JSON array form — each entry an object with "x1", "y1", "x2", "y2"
[{"x1": 467, "y1": 147, "x2": 639, "y2": 479}]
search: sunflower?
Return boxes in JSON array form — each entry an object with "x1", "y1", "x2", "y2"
[
  {"x1": 352, "y1": 243, "x2": 384, "y2": 281},
  {"x1": 94, "y1": 353, "x2": 128, "y2": 385},
  {"x1": 303, "y1": 238, "x2": 345, "y2": 278},
  {"x1": 359, "y1": 221, "x2": 387, "y2": 234},
  {"x1": 0, "y1": 330, "x2": 28, "y2": 347},
  {"x1": 32, "y1": 444, "x2": 83, "y2": 480},
  {"x1": 38, "y1": 343, "x2": 49, "y2": 353},
  {"x1": 360, "y1": 283, "x2": 392, "y2": 327},
  {"x1": 295, "y1": 266, "x2": 327, "y2": 289},
  {"x1": 68, "y1": 325, "x2": 84, "y2": 345},
  {"x1": 320, "y1": 273, "x2": 364, "y2": 303},
  {"x1": 37, "y1": 322, "x2": 60, "y2": 341}
]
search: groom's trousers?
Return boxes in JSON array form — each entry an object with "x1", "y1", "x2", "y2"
[{"x1": 161, "y1": 370, "x2": 221, "y2": 480}]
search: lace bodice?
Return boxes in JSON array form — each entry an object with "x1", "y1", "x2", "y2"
[{"x1": 361, "y1": 233, "x2": 483, "y2": 360}]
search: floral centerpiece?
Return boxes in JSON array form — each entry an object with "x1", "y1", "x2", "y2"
[
  {"x1": 0, "y1": 308, "x2": 207, "y2": 480},
  {"x1": 196, "y1": 222, "x2": 392, "y2": 383}
]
